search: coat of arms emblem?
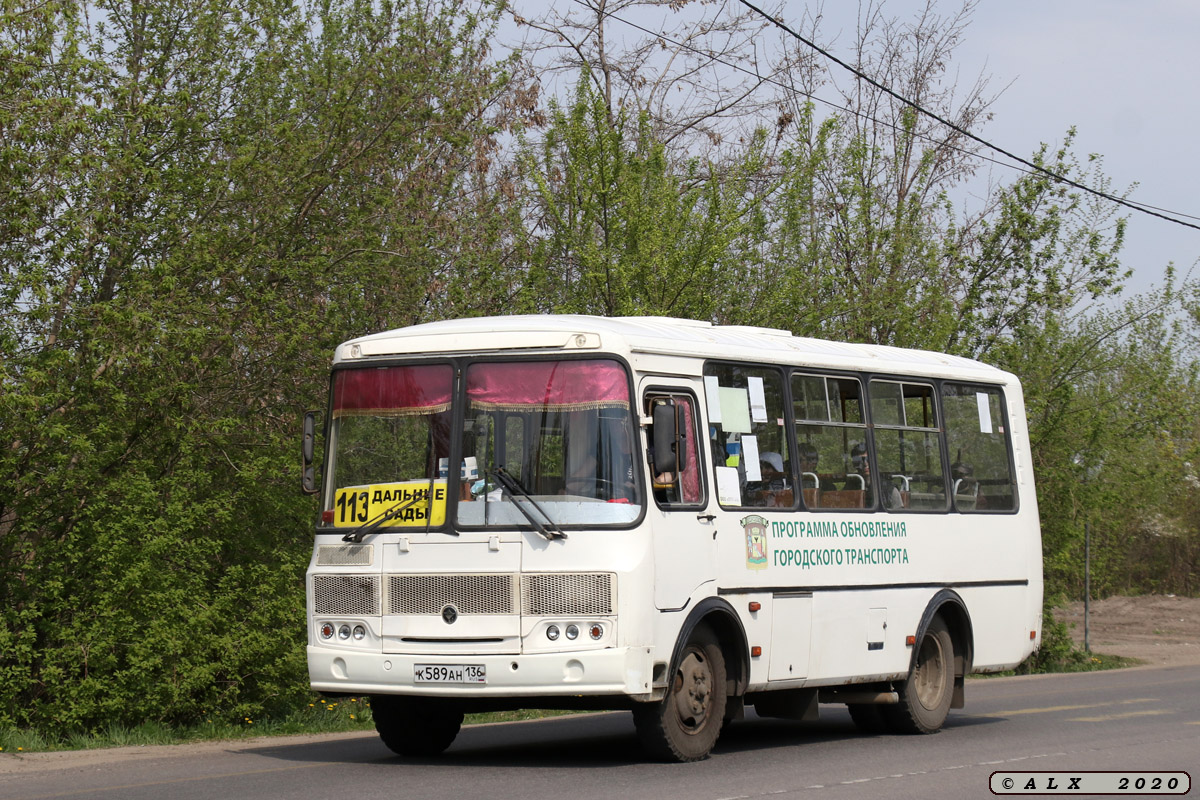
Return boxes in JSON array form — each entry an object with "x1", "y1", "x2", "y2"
[{"x1": 741, "y1": 514, "x2": 768, "y2": 570}]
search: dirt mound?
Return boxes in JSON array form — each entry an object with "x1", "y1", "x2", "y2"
[{"x1": 1054, "y1": 594, "x2": 1200, "y2": 667}]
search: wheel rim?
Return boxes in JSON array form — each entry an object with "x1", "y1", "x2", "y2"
[
  {"x1": 913, "y1": 631, "x2": 947, "y2": 710},
  {"x1": 671, "y1": 647, "x2": 713, "y2": 733}
]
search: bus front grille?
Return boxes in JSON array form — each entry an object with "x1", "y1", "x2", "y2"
[
  {"x1": 316, "y1": 544, "x2": 373, "y2": 566},
  {"x1": 380, "y1": 572, "x2": 616, "y2": 617},
  {"x1": 388, "y1": 574, "x2": 519, "y2": 615},
  {"x1": 521, "y1": 573, "x2": 614, "y2": 615},
  {"x1": 312, "y1": 574, "x2": 380, "y2": 616}
]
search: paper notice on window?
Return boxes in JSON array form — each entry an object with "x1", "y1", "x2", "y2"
[
  {"x1": 704, "y1": 376, "x2": 722, "y2": 424},
  {"x1": 716, "y1": 466, "x2": 742, "y2": 505},
  {"x1": 742, "y1": 435, "x2": 762, "y2": 481},
  {"x1": 748, "y1": 377, "x2": 768, "y2": 423},
  {"x1": 719, "y1": 387, "x2": 752, "y2": 433},
  {"x1": 976, "y1": 392, "x2": 993, "y2": 434}
]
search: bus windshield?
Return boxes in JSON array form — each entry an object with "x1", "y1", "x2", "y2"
[
  {"x1": 324, "y1": 358, "x2": 642, "y2": 530},
  {"x1": 457, "y1": 359, "x2": 642, "y2": 527},
  {"x1": 326, "y1": 363, "x2": 454, "y2": 529}
]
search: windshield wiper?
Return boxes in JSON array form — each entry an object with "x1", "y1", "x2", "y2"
[
  {"x1": 489, "y1": 467, "x2": 567, "y2": 541},
  {"x1": 340, "y1": 487, "x2": 458, "y2": 543}
]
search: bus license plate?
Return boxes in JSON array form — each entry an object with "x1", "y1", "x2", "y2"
[{"x1": 414, "y1": 664, "x2": 487, "y2": 684}]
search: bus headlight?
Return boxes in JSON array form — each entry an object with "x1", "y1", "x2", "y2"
[
  {"x1": 352, "y1": 625, "x2": 366, "y2": 640},
  {"x1": 565, "y1": 624, "x2": 579, "y2": 640},
  {"x1": 337, "y1": 624, "x2": 351, "y2": 640},
  {"x1": 546, "y1": 625, "x2": 560, "y2": 641}
]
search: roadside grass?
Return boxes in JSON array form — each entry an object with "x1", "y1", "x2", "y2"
[
  {"x1": 0, "y1": 698, "x2": 584, "y2": 754},
  {"x1": 974, "y1": 649, "x2": 1141, "y2": 680},
  {"x1": 974, "y1": 602, "x2": 1143, "y2": 678},
  {"x1": 1021, "y1": 649, "x2": 1142, "y2": 674},
  {"x1": 1021, "y1": 603, "x2": 1144, "y2": 673}
]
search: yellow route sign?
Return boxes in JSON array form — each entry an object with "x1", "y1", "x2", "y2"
[{"x1": 332, "y1": 480, "x2": 448, "y2": 528}]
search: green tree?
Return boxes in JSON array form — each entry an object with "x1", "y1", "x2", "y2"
[
  {"x1": 515, "y1": 70, "x2": 768, "y2": 319},
  {"x1": 1003, "y1": 279, "x2": 1200, "y2": 598},
  {"x1": 0, "y1": 0, "x2": 515, "y2": 730},
  {"x1": 755, "y1": 106, "x2": 1127, "y2": 356}
]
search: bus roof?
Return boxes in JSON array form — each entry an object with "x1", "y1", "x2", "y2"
[{"x1": 336, "y1": 315, "x2": 1012, "y2": 383}]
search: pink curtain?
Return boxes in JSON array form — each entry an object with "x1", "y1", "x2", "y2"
[
  {"x1": 466, "y1": 360, "x2": 630, "y2": 411},
  {"x1": 332, "y1": 364, "x2": 453, "y2": 418},
  {"x1": 678, "y1": 397, "x2": 701, "y2": 504}
]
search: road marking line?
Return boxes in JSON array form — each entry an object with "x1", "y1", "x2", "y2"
[
  {"x1": 1068, "y1": 709, "x2": 1172, "y2": 722},
  {"x1": 976, "y1": 697, "x2": 1158, "y2": 717}
]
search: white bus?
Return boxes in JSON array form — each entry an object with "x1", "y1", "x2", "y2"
[{"x1": 302, "y1": 315, "x2": 1043, "y2": 761}]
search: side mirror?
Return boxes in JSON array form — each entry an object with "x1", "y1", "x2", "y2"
[
  {"x1": 652, "y1": 402, "x2": 686, "y2": 476},
  {"x1": 301, "y1": 411, "x2": 319, "y2": 495}
]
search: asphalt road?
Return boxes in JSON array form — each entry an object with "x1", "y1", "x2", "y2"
[{"x1": 2, "y1": 664, "x2": 1197, "y2": 800}]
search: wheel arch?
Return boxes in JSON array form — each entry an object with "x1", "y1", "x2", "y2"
[
  {"x1": 668, "y1": 596, "x2": 750, "y2": 698},
  {"x1": 912, "y1": 589, "x2": 974, "y2": 709}
]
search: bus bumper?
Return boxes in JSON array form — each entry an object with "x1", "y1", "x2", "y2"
[{"x1": 308, "y1": 645, "x2": 656, "y2": 699}]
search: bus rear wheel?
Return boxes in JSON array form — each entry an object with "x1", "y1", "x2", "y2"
[
  {"x1": 371, "y1": 695, "x2": 464, "y2": 757},
  {"x1": 633, "y1": 625, "x2": 727, "y2": 762},
  {"x1": 884, "y1": 615, "x2": 954, "y2": 734}
]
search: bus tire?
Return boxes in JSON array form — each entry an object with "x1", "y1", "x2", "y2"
[
  {"x1": 633, "y1": 625, "x2": 727, "y2": 762},
  {"x1": 371, "y1": 695, "x2": 463, "y2": 756},
  {"x1": 884, "y1": 615, "x2": 954, "y2": 734}
]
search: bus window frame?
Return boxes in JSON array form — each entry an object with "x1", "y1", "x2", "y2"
[
  {"x1": 452, "y1": 352, "x2": 647, "y2": 532},
  {"x1": 642, "y1": 387, "x2": 709, "y2": 512},
  {"x1": 939, "y1": 380, "x2": 1021, "y2": 515},
  {"x1": 322, "y1": 358, "x2": 457, "y2": 530},
  {"x1": 783, "y1": 367, "x2": 1025, "y2": 518},
  {"x1": 868, "y1": 377, "x2": 949, "y2": 514},
  {"x1": 702, "y1": 360, "x2": 798, "y2": 513},
  {"x1": 790, "y1": 368, "x2": 875, "y2": 512}
]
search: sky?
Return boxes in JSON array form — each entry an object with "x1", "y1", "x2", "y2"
[
  {"x1": 508, "y1": 0, "x2": 1200, "y2": 302},
  {"x1": 894, "y1": 0, "x2": 1200, "y2": 299},
  {"x1": 785, "y1": 0, "x2": 1200, "y2": 299}
]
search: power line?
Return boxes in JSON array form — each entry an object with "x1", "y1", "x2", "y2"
[
  {"x1": 582, "y1": 1, "x2": 1041, "y2": 183},
  {"x1": 734, "y1": 0, "x2": 1200, "y2": 232},
  {"x1": 563, "y1": 0, "x2": 1200, "y2": 230}
]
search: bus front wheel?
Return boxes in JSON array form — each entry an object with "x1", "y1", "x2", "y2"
[
  {"x1": 884, "y1": 615, "x2": 954, "y2": 734},
  {"x1": 371, "y1": 695, "x2": 463, "y2": 757},
  {"x1": 633, "y1": 625, "x2": 727, "y2": 762}
]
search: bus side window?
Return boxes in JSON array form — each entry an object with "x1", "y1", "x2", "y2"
[
  {"x1": 869, "y1": 380, "x2": 946, "y2": 512},
  {"x1": 646, "y1": 394, "x2": 704, "y2": 508},
  {"x1": 942, "y1": 383, "x2": 1017, "y2": 512},
  {"x1": 704, "y1": 364, "x2": 792, "y2": 510},
  {"x1": 793, "y1": 373, "x2": 870, "y2": 510}
]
